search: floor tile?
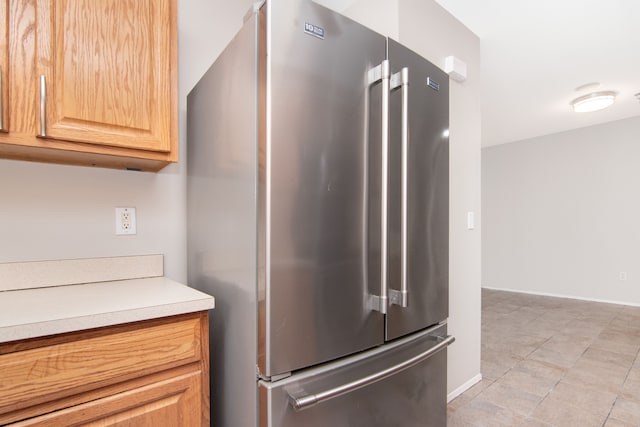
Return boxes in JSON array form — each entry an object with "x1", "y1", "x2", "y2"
[
  {"x1": 547, "y1": 379, "x2": 617, "y2": 416},
  {"x1": 531, "y1": 394, "x2": 606, "y2": 427},
  {"x1": 452, "y1": 398, "x2": 527, "y2": 426},
  {"x1": 609, "y1": 398, "x2": 640, "y2": 425},
  {"x1": 473, "y1": 382, "x2": 543, "y2": 416},
  {"x1": 604, "y1": 416, "x2": 638, "y2": 426},
  {"x1": 448, "y1": 379, "x2": 495, "y2": 412},
  {"x1": 494, "y1": 367, "x2": 558, "y2": 397},
  {"x1": 481, "y1": 359, "x2": 514, "y2": 381},
  {"x1": 580, "y1": 346, "x2": 636, "y2": 368},
  {"x1": 560, "y1": 319, "x2": 606, "y2": 338},
  {"x1": 591, "y1": 334, "x2": 640, "y2": 356},
  {"x1": 622, "y1": 377, "x2": 640, "y2": 401},
  {"x1": 518, "y1": 418, "x2": 553, "y2": 427},
  {"x1": 482, "y1": 341, "x2": 538, "y2": 359},
  {"x1": 518, "y1": 321, "x2": 561, "y2": 339},
  {"x1": 513, "y1": 358, "x2": 567, "y2": 382},
  {"x1": 527, "y1": 347, "x2": 580, "y2": 369},
  {"x1": 572, "y1": 355, "x2": 630, "y2": 379},
  {"x1": 449, "y1": 289, "x2": 640, "y2": 426},
  {"x1": 538, "y1": 333, "x2": 593, "y2": 358},
  {"x1": 562, "y1": 361, "x2": 628, "y2": 393}
]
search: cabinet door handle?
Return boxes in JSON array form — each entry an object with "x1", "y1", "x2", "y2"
[
  {"x1": 0, "y1": 66, "x2": 5, "y2": 132},
  {"x1": 39, "y1": 75, "x2": 46, "y2": 137}
]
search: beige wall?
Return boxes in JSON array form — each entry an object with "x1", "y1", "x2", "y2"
[
  {"x1": 0, "y1": 160, "x2": 186, "y2": 279},
  {"x1": 0, "y1": 0, "x2": 253, "y2": 281},
  {"x1": 483, "y1": 116, "x2": 640, "y2": 305}
]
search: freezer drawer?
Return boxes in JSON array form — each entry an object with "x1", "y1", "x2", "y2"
[{"x1": 259, "y1": 324, "x2": 453, "y2": 427}]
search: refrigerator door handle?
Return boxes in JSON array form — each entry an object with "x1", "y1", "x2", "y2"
[
  {"x1": 287, "y1": 334, "x2": 455, "y2": 411},
  {"x1": 389, "y1": 67, "x2": 410, "y2": 308},
  {"x1": 366, "y1": 60, "x2": 390, "y2": 314}
]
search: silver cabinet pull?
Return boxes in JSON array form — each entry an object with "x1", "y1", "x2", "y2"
[
  {"x1": 39, "y1": 75, "x2": 46, "y2": 137},
  {"x1": 367, "y1": 60, "x2": 390, "y2": 314},
  {"x1": 0, "y1": 66, "x2": 5, "y2": 132},
  {"x1": 288, "y1": 334, "x2": 455, "y2": 411},
  {"x1": 389, "y1": 67, "x2": 409, "y2": 308}
]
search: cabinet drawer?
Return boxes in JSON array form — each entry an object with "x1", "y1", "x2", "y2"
[
  {"x1": 9, "y1": 370, "x2": 202, "y2": 427},
  {"x1": 0, "y1": 315, "x2": 203, "y2": 415}
]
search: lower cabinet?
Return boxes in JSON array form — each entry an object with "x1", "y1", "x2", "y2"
[
  {"x1": 0, "y1": 312, "x2": 210, "y2": 426},
  {"x1": 13, "y1": 370, "x2": 201, "y2": 427}
]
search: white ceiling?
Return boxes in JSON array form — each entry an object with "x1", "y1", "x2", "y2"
[{"x1": 434, "y1": 0, "x2": 640, "y2": 146}]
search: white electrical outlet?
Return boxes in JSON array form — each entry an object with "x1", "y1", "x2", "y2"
[
  {"x1": 115, "y1": 207, "x2": 137, "y2": 235},
  {"x1": 619, "y1": 272, "x2": 628, "y2": 281}
]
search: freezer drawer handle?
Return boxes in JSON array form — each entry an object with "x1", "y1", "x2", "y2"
[
  {"x1": 366, "y1": 60, "x2": 390, "y2": 314},
  {"x1": 288, "y1": 334, "x2": 455, "y2": 411},
  {"x1": 389, "y1": 67, "x2": 410, "y2": 308}
]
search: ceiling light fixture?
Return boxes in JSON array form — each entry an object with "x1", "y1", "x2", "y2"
[{"x1": 570, "y1": 91, "x2": 617, "y2": 113}]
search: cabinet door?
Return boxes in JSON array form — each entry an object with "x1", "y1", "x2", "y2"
[
  {"x1": 0, "y1": 0, "x2": 7, "y2": 133},
  {"x1": 35, "y1": 0, "x2": 176, "y2": 153},
  {"x1": 11, "y1": 370, "x2": 202, "y2": 427}
]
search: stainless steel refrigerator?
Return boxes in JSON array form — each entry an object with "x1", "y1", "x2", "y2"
[{"x1": 187, "y1": 1, "x2": 453, "y2": 425}]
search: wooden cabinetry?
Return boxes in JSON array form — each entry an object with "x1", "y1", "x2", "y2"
[
  {"x1": 0, "y1": 0, "x2": 177, "y2": 171},
  {"x1": 13, "y1": 371, "x2": 202, "y2": 427},
  {"x1": 0, "y1": 0, "x2": 7, "y2": 133},
  {"x1": 0, "y1": 312, "x2": 209, "y2": 426}
]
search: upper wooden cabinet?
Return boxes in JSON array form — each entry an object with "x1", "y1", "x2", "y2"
[
  {"x1": 0, "y1": 0, "x2": 177, "y2": 171},
  {"x1": 0, "y1": 0, "x2": 7, "y2": 133},
  {"x1": 36, "y1": 0, "x2": 173, "y2": 153}
]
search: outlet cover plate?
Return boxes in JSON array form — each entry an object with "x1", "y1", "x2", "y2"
[{"x1": 115, "y1": 207, "x2": 137, "y2": 235}]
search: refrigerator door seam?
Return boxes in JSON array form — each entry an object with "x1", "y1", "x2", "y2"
[{"x1": 258, "y1": 367, "x2": 292, "y2": 382}]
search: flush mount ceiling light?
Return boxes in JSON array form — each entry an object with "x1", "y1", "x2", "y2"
[{"x1": 570, "y1": 91, "x2": 617, "y2": 113}]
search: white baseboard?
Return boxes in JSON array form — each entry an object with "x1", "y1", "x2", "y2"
[
  {"x1": 447, "y1": 373, "x2": 482, "y2": 403},
  {"x1": 482, "y1": 286, "x2": 640, "y2": 308}
]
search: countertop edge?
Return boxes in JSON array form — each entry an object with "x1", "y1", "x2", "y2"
[{"x1": 0, "y1": 278, "x2": 215, "y2": 344}]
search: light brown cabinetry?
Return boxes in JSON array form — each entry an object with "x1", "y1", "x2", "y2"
[
  {"x1": 0, "y1": 0, "x2": 7, "y2": 133},
  {"x1": 0, "y1": 0, "x2": 177, "y2": 171},
  {"x1": 0, "y1": 312, "x2": 209, "y2": 426}
]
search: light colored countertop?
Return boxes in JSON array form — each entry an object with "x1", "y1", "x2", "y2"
[{"x1": 0, "y1": 256, "x2": 215, "y2": 343}]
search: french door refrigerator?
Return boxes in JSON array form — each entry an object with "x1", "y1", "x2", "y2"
[{"x1": 187, "y1": 1, "x2": 453, "y2": 426}]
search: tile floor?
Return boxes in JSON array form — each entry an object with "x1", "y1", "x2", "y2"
[{"x1": 447, "y1": 289, "x2": 640, "y2": 426}]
